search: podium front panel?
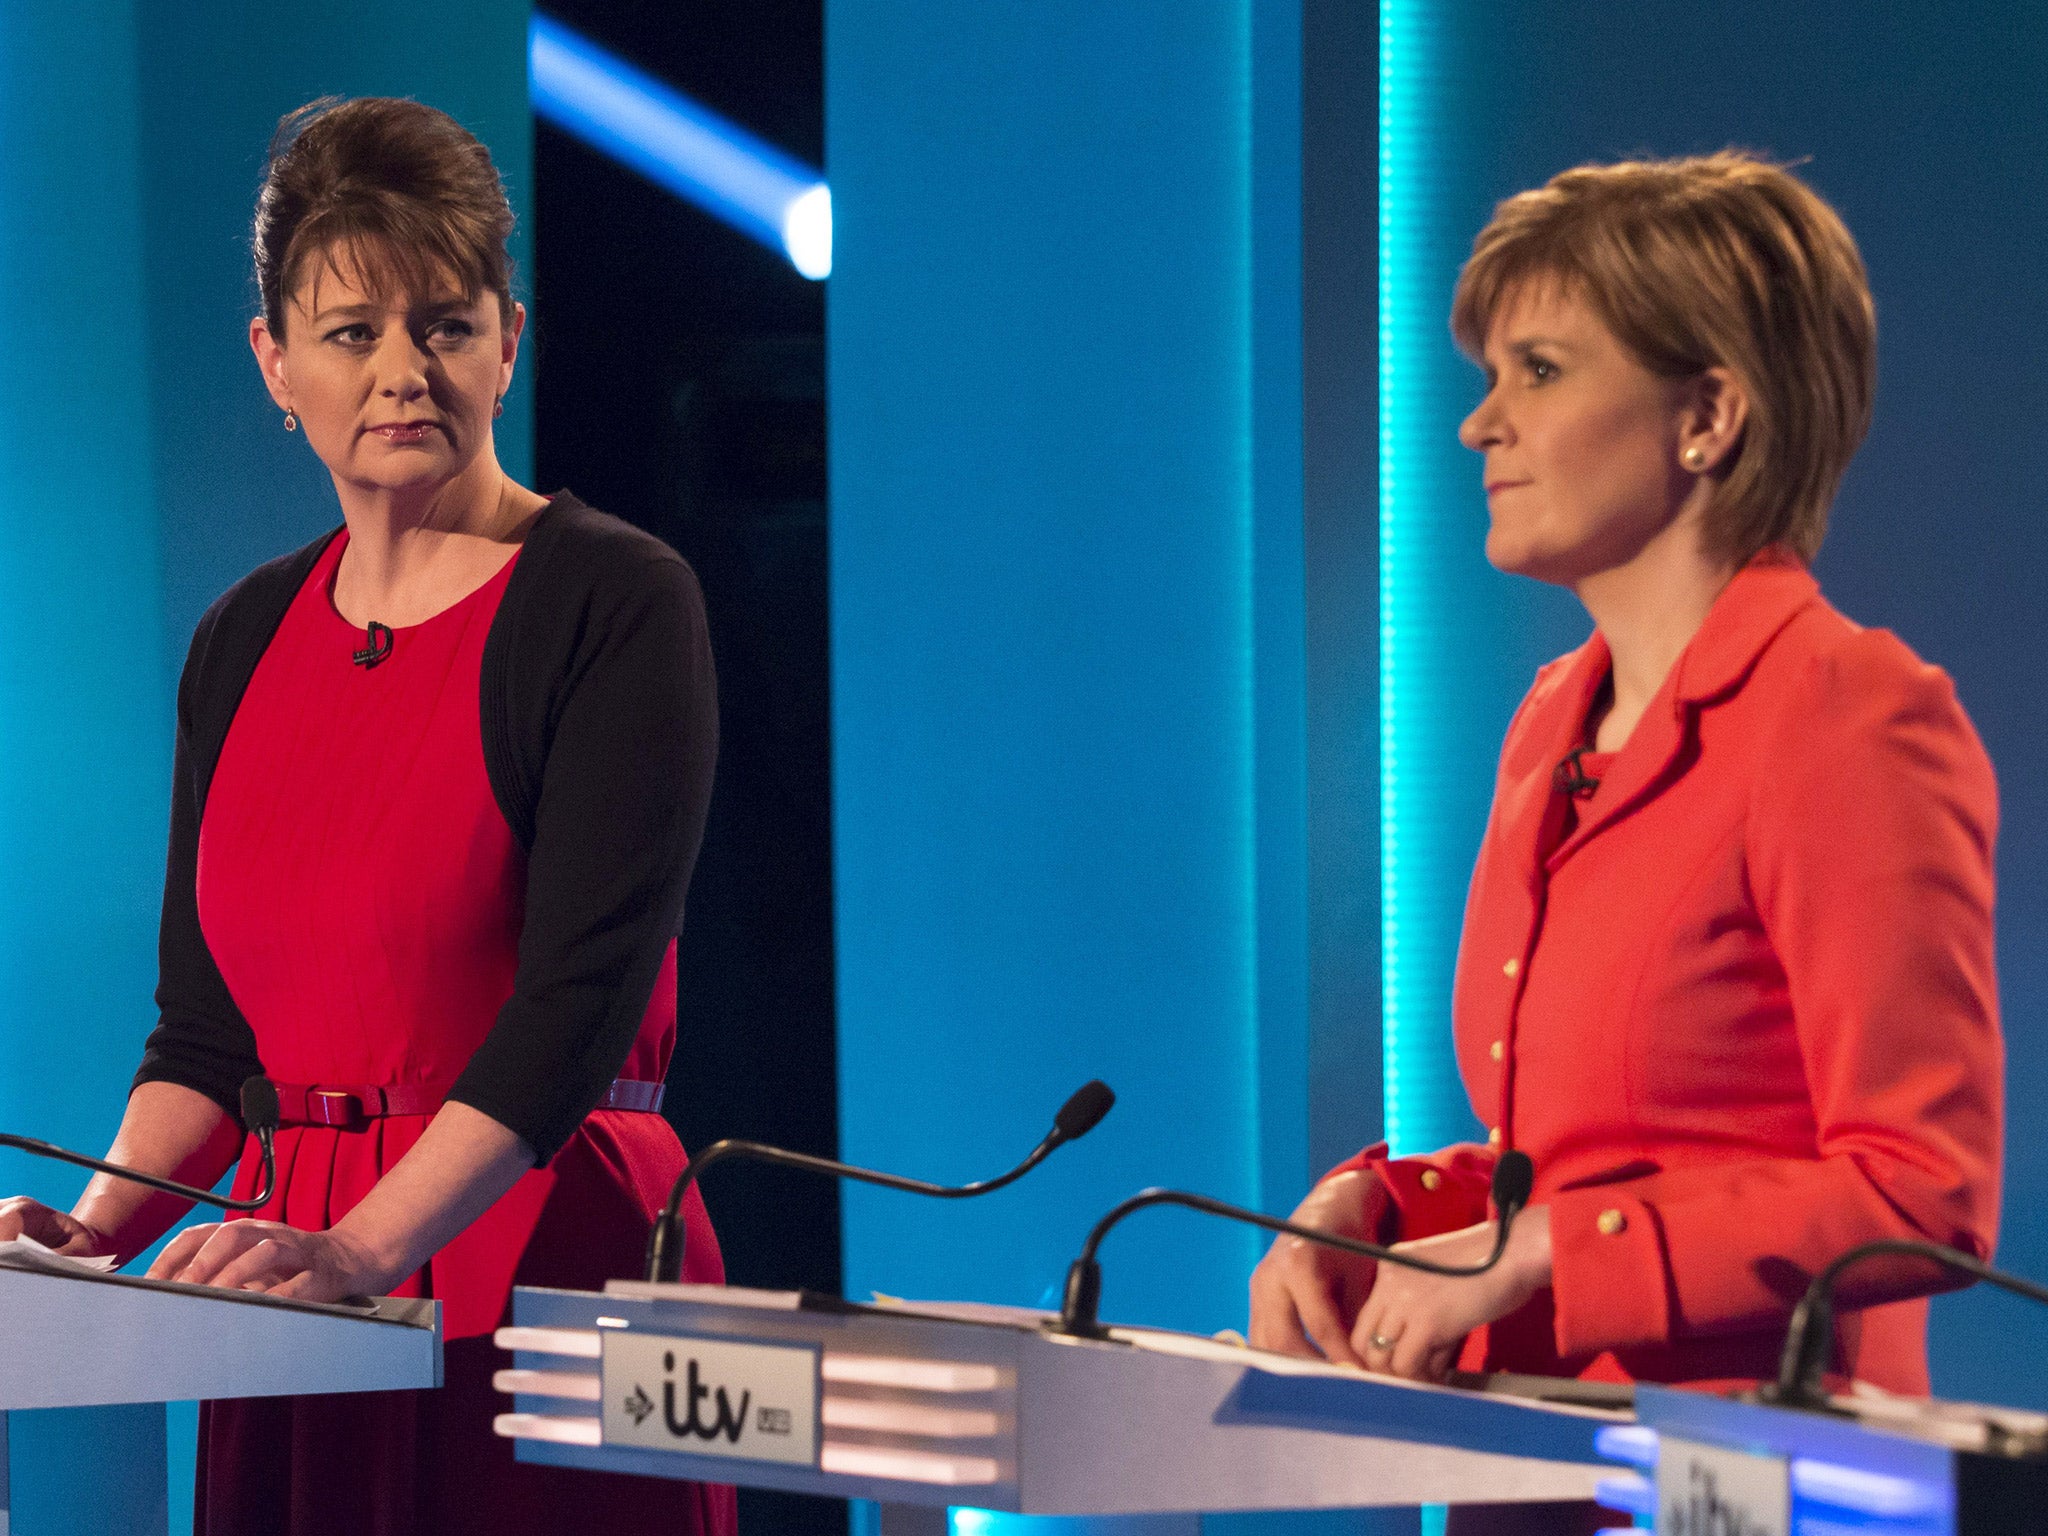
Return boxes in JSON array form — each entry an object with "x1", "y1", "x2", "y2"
[{"x1": 496, "y1": 1284, "x2": 1615, "y2": 1515}]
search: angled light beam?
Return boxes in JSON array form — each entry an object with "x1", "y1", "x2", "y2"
[{"x1": 529, "y1": 13, "x2": 832, "y2": 280}]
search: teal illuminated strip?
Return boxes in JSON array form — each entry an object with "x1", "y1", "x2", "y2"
[{"x1": 1379, "y1": 0, "x2": 1470, "y2": 1158}]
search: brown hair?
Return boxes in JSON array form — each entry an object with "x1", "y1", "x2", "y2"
[
  {"x1": 253, "y1": 97, "x2": 517, "y2": 340},
  {"x1": 1451, "y1": 151, "x2": 1875, "y2": 564}
]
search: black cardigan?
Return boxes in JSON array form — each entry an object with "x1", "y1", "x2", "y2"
[{"x1": 133, "y1": 495, "x2": 719, "y2": 1163}]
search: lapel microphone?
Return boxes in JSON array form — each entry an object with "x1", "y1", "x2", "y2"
[
  {"x1": 1552, "y1": 746, "x2": 1600, "y2": 798},
  {"x1": 353, "y1": 621, "x2": 394, "y2": 669}
]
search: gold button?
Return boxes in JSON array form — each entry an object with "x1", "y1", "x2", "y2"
[
  {"x1": 1502, "y1": 957, "x2": 1520, "y2": 978},
  {"x1": 1487, "y1": 1126, "x2": 1504, "y2": 1147},
  {"x1": 1596, "y1": 1208, "x2": 1627, "y2": 1237},
  {"x1": 1420, "y1": 1169, "x2": 1442, "y2": 1191},
  {"x1": 1489, "y1": 1039, "x2": 1505, "y2": 1062}
]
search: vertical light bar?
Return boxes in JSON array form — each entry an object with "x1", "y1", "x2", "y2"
[
  {"x1": 529, "y1": 13, "x2": 831, "y2": 279},
  {"x1": 1380, "y1": 0, "x2": 1472, "y2": 1160}
]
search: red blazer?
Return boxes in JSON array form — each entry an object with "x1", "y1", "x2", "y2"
[{"x1": 1335, "y1": 558, "x2": 2001, "y2": 1392}]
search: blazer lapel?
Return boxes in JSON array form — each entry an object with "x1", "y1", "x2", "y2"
[
  {"x1": 1496, "y1": 635, "x2": 1611, "y2": 897},
  {"x1": 1546, "y1": 555, "x2": 1821, "y2": 870}
]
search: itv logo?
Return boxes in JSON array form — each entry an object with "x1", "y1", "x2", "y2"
[{"x1": 601, "y1": 1331, "x2": 820, "y2": 1467}]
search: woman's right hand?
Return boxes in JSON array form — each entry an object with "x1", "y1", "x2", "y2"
[
  {"x1": 0, "y1": 1197, "x2": 114, "y2": 1258},
  {"x1": 1247, "y1": 1168, "x2": 1391, "y2": 1366}
]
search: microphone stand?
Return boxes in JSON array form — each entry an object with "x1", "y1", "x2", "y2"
[
  {"x1": 645, "y1": 1080, "x2": 1116, "y2": 1284},
  {"x1": 1768, "y1": 1238, "x2": 2048, "y2": 1409},
  {"x1": 1054, "y1": 1151, "x2": 1536, "y2": 1339}
]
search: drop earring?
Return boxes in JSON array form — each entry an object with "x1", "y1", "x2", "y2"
[
  {"x1": 283, "y1": 407, "x2": 299, "y2": 433},
  {"x1": 492, "y1": 396, "x2": 504, "y2": 420}
]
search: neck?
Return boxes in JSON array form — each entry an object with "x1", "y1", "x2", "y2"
[
  {"x1": 1573, "y1": 514, "x2": 1737, "y2": 750},
  {"x1": 328, "y1": 450, "x2": 547, "y2": 628}
]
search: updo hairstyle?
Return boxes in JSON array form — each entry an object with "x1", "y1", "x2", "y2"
[
  {"x1": 1452, "y1": 151, "x2": 1876, "y2": 565},
  {"x1": 253, "y1": 97, "x2": 517, "y2": 340}
]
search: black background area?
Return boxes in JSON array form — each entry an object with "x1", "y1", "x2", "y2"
[{"x1": 532, "y1": 5, "x2": 843, "y2": 1533}]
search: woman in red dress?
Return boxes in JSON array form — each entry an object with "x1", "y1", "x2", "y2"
[
  {"x1": 0, "y1": 99, "x2": 737, "y2": 1535},
  {"x1": 1249, "y1": 154, "x2": 2000, "y2": 1530}
]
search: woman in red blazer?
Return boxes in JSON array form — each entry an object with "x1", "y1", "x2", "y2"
[{"x1": 1250, "y1": 151, "x2": 2000, "y2": 1440}]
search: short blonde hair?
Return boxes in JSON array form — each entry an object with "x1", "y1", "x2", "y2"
[{"x1": 1451, "y1": 151, "x2": 1875, "y2": 564}]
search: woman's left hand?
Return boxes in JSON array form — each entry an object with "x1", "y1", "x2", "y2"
[
  {"x1": 144, "y1": 1219, "x2": 396, "y2": 1304},
  {"x1": 1351, "y1": 1205, "x2": 1552, "y2": 1382}
]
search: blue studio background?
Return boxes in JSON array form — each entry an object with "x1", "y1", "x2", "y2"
[{"x1": 0, "y1": 1, "x2": 2042, "y2": 1534}]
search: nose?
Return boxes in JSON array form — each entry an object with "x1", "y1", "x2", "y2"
[
  {"x1": 372, "y1": 327, "x2": 431, "y2": 402},
  {"x1": 1459, "y1": 387, "x2": 1510, "y2": 453}
]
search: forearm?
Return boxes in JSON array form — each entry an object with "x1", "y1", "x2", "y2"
[
  {"x1": 328, "y1": 1100, "x2": 537, "y2": 1291},
  {"x1": 71, "y1": 1081, "x2": 243, "y2": 1262}
]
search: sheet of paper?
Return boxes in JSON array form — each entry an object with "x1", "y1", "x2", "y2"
[{"x1": 0, "y1": 1235, "x2": 120, "y2": 1276}]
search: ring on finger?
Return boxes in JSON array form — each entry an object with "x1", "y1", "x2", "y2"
[{"x1": 1368, "y1": 1330, "x2": 1398, "y2": 1352}]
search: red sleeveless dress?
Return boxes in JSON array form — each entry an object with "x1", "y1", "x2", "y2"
[{"x1": 191, "y1": 532, "x2": 735, "y2": 1536}]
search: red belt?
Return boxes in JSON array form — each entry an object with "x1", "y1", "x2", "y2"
[{"x1": 271, "y1": 1078, "x2": 665, "y2": 1129}]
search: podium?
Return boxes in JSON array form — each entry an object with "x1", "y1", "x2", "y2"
[
  {"x1": 1594, "y1": 1380, "x2": 2048, "y2": 1534},
  {"x1": 0, "y1": 1261, "x2": 440, "y2": 1535},
  {"x1": 493, "y1": 1281, "x2": 1617, "y2": 1528}
]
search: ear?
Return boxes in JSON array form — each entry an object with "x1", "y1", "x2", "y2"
[
  {"x1": 249, "y1": 317, "x2": 293, "y2": 412},
  {"x1": 1676, "y1": 366, "x2": 1749, "y2": 474},
  {"x1": 498, "y1": 301, "x2": 526, "y2": 401}
]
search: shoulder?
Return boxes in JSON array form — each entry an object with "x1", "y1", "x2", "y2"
[
  {"x1": 178, "y1": 529, "x2": 339, "y2": 703},
  {"x1": 510, "y1": 493, "x2": 704, "y2": 620},
  {"x1": 1755, "y1": 594, "x2": 1995, "y2": 824},
  {"x1": 1765, "y1": 597, "x2": 1972, "y2": 741}
]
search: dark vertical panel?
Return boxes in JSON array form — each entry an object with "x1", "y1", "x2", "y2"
[
  {"x1": 529, "y1": 7, "x2": 838, "y2": 1532},
  {"x1": 1302, "y1": 0, "x2": 1384, "y2": 1182}
]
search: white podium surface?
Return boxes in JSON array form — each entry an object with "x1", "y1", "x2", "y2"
[
  {"x1": 496, "y1": 1282, "x2": 1619, "y2": 1522},
  {"x1": 0, "y1": 1260, "x2": 440, "y2": 1534}
]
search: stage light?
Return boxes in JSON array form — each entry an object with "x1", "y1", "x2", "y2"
[{"x1": 528, "y1": 13, "x2": 831, "y2": 280}]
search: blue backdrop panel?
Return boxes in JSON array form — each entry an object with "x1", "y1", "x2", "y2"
[
  {"x1": 135, "y1": 0, "x2": 536, "y2": 670},
  {"x1": 827, "y1": 0, "x2": 1309, "y2": 1341},
  {"x1": 0, "y1": 5, "x2": 184, "y2": 1530},
  {"x1": 0, "y1": 6, "x2": 533, "y2": 1531},
  {"x1": 1387, "y1": 0, "x2": 2048, "y2": 1404}
]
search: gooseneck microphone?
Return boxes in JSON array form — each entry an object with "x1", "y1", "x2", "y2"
[
  {"x1": 1770, "y1": 1238, "x2": 2048, "y2": 1408},
  {"x1": 0, "y1": 1077, "x2": 280, "y2": 1219},
  {"x1": 1054, "y1": 1150, "x2": 1536, "y2": 1339},
  {"x1": 645, "y1": 1079, "x2": 1116, "y2": 1284}
]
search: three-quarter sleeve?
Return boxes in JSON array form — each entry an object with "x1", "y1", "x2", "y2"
[
  {"x1": 447, "y1": 547, "x2": 718, "y2": 1163},
  {"x1": 1546, "y1": 630, "x2": 2001, "y2": 1357},
  {"x1": 132, "y1": 610, "x2": 266, "y2": 1124}
]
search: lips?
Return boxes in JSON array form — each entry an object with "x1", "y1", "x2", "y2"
[{"x1": 368, "y1": 422, "x2": 440, "y2": 445}]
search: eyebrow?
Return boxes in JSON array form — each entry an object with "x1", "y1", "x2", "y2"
[
  {"x1": 309, "y1": 297, "x2": 473, "y2": 325},
  {"x1": 1503, "y1": 335, "x2": 1575, "y2": 357}
]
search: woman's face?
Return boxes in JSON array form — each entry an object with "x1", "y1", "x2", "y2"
[
  {"x1": 250, "y1": 250, "x2": 521, "y2": 498},
  {"x1": 1458, "y1": 282, "x2": 1719, "y2": 586}
]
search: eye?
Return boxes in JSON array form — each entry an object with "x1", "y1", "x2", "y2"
[
  {"x1": 425, "y1": 318, "x2": 476, "y2": 344},
  {"x1": 324, "y1": 323, "x2": 373, "y2": 346},
  {"x1": 1525, "y1": 355, "x2": 1559, "y2": 384}
]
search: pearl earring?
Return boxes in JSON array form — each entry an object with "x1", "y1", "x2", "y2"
[{"x1": 1682, "y1": 446, "x2": 1706, "y2": 470}]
